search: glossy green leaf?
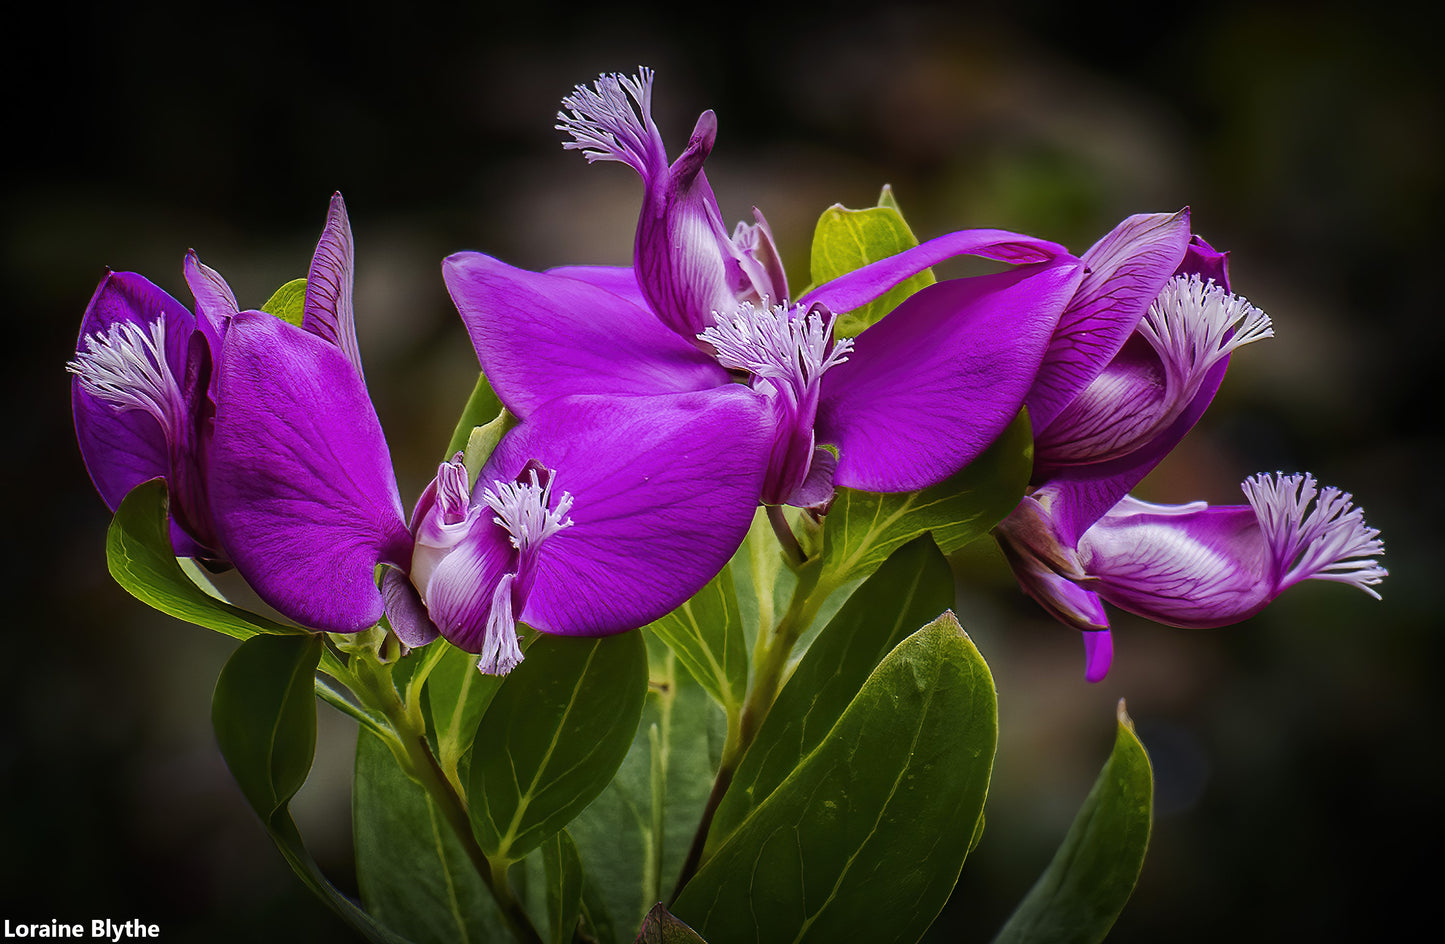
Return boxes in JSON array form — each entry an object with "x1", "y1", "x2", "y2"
[
  {"x1": 107, "y1": 479, "x2": 301, "y2": 640},
  {"x1": 214, "y1": 634, "x2": 407, "y2": 944},
  {"x1": 423, "y1": 640, "x2": 515, "y2": 786},
  {"x1": 543, "y1": 830, "x2": 585, "y2": 944},
  {"x1": 570, "y1": 655, "x2": 724, "y2": 938},
  {"x1": 354, "y1": 728, "x2": 506, "y2": 944},
  {"x1": 647, "y1": 567, "x2": 748, "y2": 714},
  {"x1": 636, "y1": 903, "x2": 708, "y2": 943},
  {"x1": 809, "y1": 189, "x2": 934, "y2": 338},
  {"x1": 445, "y1": 372, "x2": 504, "y2": 457},
  {"x1": 818, "y1": 410, "x2": 1032, "y2": 587},
  {"x1": 674, "y1": 612, "x2": 998, "y2": 944},
  {"x1": 463, "y1": 407, "x2": 517, "y2": 486},
  {"x1": 992, "y1": 700, "x2": 1155, "y2": 944},
  {"x1": 468, "y1": 632, "x2": 649, "y2": 863},
  {"x1": 260, "y1": 277, "x2": 308, "y2": 327},
  {"x1": 707, "y1": 536, "x2": 954, "y2": 849}
]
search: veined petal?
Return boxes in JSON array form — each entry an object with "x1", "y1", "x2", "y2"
[
  {"x1": 545, "y1": 265, "x2": 648, "y2": 310},
  {"x1": 69, "y1": 274, "x2": 195, "y2": 514},
  {"x1": 1078, "y1": 500, "x2": 1271, "y2": 628},
  {"x1": 210, "y1": 312, "x2": 410, "y2": 632},
  {"x1": 416, "y1": 506, "x2": 518, "y2": 656},
  {"x1": 479, "y1": 389, "x2": 771, "y2": 636},
  {"x1": 1180, "y1": 234, "x2": 1230, "y2": 288},
  {"x1": 800, "y1": 227, "x2": 1079, "y2": 317},
  {"x1": 303, "y1": 192, "x2": 364, "y2": 380},
  {"x1": 1026, "y1": 211, "x2": 1191, "y2": 433},
  {"x1": 816, "y1": 263, "x2": 1078, "y2": 492},
  {"x1": 183, "y1": 249, "x2": 237, "y2": 355},
  {"x1": 443, "y1": 251, "x2": 730, "y2": 417}
]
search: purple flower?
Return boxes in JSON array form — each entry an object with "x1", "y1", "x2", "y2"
[
  {"x1": 998, "y1": 474, "x2": 1386, "y2": 681},
  {"x1": 205, "y1": 198, "x2": 772, "y2": 672},
  {"x1": 1021, "y1": 210, "x2": 1273, "y2": 545},
  {"x1": 447, "y1": 69, "x2": 1085, "y2": 506}
]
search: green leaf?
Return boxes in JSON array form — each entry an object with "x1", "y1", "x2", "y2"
[
  {"x1": 991, "y1": 700, "x2": 1155, "y2": 944},
  {"x1": 468, "y1": 632, "x2": 649, "y2": 863},
  {"x1": 423, "y1": 641, "x2": 513, "y2": 786},
  {"x1": 808, "y1": 193, "x2": 934, "y2": 337},
  {"x1": 570, "y1": 656, "x2": 724, "y2": 937},
  {"x1": 107, "y1": 479, "x2": 301, "y2": 640},
  {"x1": 708, "y1": 535, "x2": 954, "y2": 849},
  {"x1": 818, "y1": 410, "x2": 1032, "y2": 587},
  {"x1": 445, "y1": 372, "x2": 504, "y2": 457},
  {"x1": 543, "y1": 830, "x2": 585, "y2": 944},
  {"x1": 646, "y1": 567, "x2": 748, "y2": 714},
  {"x1": 636, "y1": 903, "x2": 709, "y2": 943},
  {"x1": 674, "y1": 612, "x2": 998, "y2": 944},
  {"x1": 463, "y1": 407, "x2": 517, "y2": 486},
  {"x1": 260, "y1": 277, "x2": 308, "y2": 327},
  {"x1": 214, "y1": 634, "x2": 408, "y2": 944},
  {"x1": 354, "y1": 727, "x2": 507, "y2": 944}
]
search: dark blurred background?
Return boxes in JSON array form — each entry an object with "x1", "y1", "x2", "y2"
[{"x1": 5, "y1": 1, "x2": 1440, "y2": 940}]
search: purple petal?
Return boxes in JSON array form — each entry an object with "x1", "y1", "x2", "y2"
[
  {"x1": 545, "y1": 265, "x2": 648, "y2": 310},
  {"x1": 303, "y1": 193, "x2": 364, "y2": 379},
  {"x1": 72, "y1": 272, "x2": 193, "y2": 508},
  {"x1": 1179, "y1": 234, "x2": 1230, "y2": 289},
  {"x1": 210, "y1": 312, "x2": 411, "y2": 632},
  {"x1": 442, "y1": 251, "x2": 730, "y2": 417},
  {"x1": 183, "y1": 250, "x2": 237, "y2": 357},
  {"x1": 1034, "y1": 335, "x2": 1171, "y2": 465},
  {"x1": 382, "y1": 567, "x2": 440, "y2": 648},
  {"x1": 1078, "y1": 499, "x2": 1273, "y2": 628},
  {"x1": 1027, "y1": 211, "x2": 1191, "y2": 434},
  {"x1": 1038, "y1": 357, "x2": 1229, "y2": 546},
  {"x1": 418, "y1": 510, "x2": 516, "y2": 653},
  {"x1": 478, "y1": 389, "x2": 771, "y2": 636},
  {"x1": 800, "y1": 228, "x2": 1079, "y2": 317},
  {"x1": 1081, "y1": 630, "x2": 1114, "y2": 683},
  {"x1": 816, "y1": 263, "x2": 1080, "y2": 492}
]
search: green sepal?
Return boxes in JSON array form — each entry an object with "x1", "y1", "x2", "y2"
[
  {"x1": 808, "y1": 187, "x2": 934, "y2": 337},
  {"x1": 708, "y1": 535, "x2": 954, "y2": 849},
  {"x1": 213, "y1": 633, "x2": 408, "y2": 944},
  {"x1": 817, "y1": 409, "x2": 1033, "y2": 588},
  {"x1": 467, "y1": 632, "x2": 649, "y2": 863},
  {"x1": 107, "y1": 478, "x2": 301, "y2": 640},
  {"x1": 674, "y1": 612, "x2": 998, "y2": 944},
  {"x1": 260, "y1": 278, "x2": 308, "y2": 326},
  {"x1": 445, "y1": 372, "x2": 505, "y2": 458},
  {"x1": 991, "y1": 700, "x2": 1155, "y2": 944}
]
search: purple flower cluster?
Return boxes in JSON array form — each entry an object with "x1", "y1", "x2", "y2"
[{"x1": 69, "y1": 70, "x2": 1384, "y2": 678}]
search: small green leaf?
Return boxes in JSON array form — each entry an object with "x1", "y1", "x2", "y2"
[
  {"x1": 543, "y1": 830, "x2": 585, "y2": 944},
  {"x1": 468, "y1": 632, "x2": 649, "y2": 863},
  {"x1": 646, "y1": 567, "x2": 748, "y2": 714},
  {"x1": 354, "y1": 727, "x2": 507, "y2": 944},
  {"x1": 875, "y1": 184, "x2": 902, "y2": 212},
  {"x1": 636, "y1": 903, "x2": 709, "y2": 943},
  {"x1": 446, "y1": 373, "x2": 504, "y2": 457},
  {"x1": 674, "y1": 612, "x2": 998, "y2": 944},
  {"x1": 818, "y1": 410, "x2": 1032, "y2": 587},
  {"x1": 991, "y1": 700, "x2": 1155, "y2": 944},
  {"x1": 107, "y1": 479, "x2": 301, "y2": 640},
  {"x1": 260, "y1": 278, "x2": 308, "y2": 326},
  {"x1": 708, "y1": 535, "x2": 954, "y2": 849},
  {"x1": 214, "y1": 634, "x2": 408, "y2": 944},
  {"x1": 809, "y1": 195, "x2": 934, "y2": 337},
  {"x1": 213, "y1": 633, "x2": 322, "y2": 816},
  {"x1": 464, "y1": 407, "x2": 518, "y2": 486},
  {"x1": 423, "y1": 641, "x2": 514, "y2": 786},
  {"x1": 570, "y1": 658, "x2": 724, "y2": 936}
]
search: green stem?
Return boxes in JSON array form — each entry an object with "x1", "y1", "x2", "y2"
[
  {"x1": 350, "y1": 659, "x2": 545, "y2": 944},
  {"x1": 669, "y1": 564, "x2": 832, "y2": 900}
]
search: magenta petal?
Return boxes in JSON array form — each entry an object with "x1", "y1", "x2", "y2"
[
  {"x1": 1078, "y1": 499, "x2": 1272, "y2": 628},
  {"x1": 72, "y1": 271, "x2": 194, "y2": 515},
  {"x1": 1041, "y1": 357, "x2": 1229, "y2": 545},
  {"x1": 382, "y1": 567, "x2": 440, "y2": 648},
  {"x1": 817, "y1": 264, "x2": 1079, "y2": 492},
  {"x1": 303, "y1": 193, "x2": 364, "y2": 379},
  {"x1": 478, "y1": 389, "x2": 771, "y2": 636},
  {"x1": 800, "y1": 228, "x2": 1078, "y2": 317},
  {"x1": 1027, "y1": 211, "x2": 1191, "y2": 434},
  {"x1": 443, "y1": 252, "x2": 730, "y2": 417},
  {"x1": 419, "y1": 513, "x2": 516, "y2": 652},
  {"x1": 545, "y1": 265, "x2": 649, "y2": 310},
  {"x1": 183, "y1": 250, "x2": 237, "y2": 357},
  {"x1": 210, "y1": 312, "x2": 411, "y2": 632},
  {"x1": 1082, "y1": 630, "x2": 1114, "y2": 683},
  {"x1": 1180, "y1": 235, "x2": 1230, "y2": 289}
]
